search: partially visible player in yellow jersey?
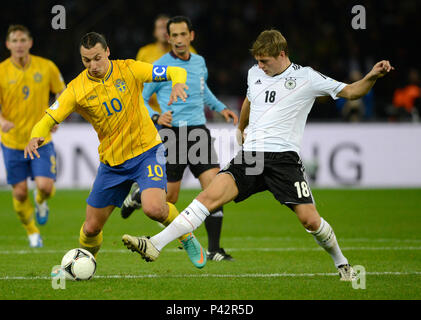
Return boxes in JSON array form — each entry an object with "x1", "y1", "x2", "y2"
[
  {"x1": 24, "y1": 32, "x2": 208, "y2": 268},
  {"x1": 136, "y1": 14, "x2": 196, "y2": 112},
  {"x1": 0, "y1": 25, "x2": 65, "y2": 248}
]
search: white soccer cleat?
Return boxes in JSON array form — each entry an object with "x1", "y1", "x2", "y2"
[
  {"x1": 122, "y1": 234, "x2": 159, "y2": 262},
  {"x1": 337, "y1": 264, "x2": 357, "y2": 281},
  {"x1": 28, "y1": 233, "x2": 43, "y2": 248}
]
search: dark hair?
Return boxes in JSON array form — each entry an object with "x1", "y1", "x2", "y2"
[
  {"x1": 6, "y1": 25, "x2": 31, "y2": 41},
  {"x1": 155, "y1": 14, "x2": 170, "y2": 22},
  {"x1": 80, "y1": 32, "x2": 107, "y2": 50},
  {"x1": 166, "y1": 16, "x2": 193, "y2": 35}
]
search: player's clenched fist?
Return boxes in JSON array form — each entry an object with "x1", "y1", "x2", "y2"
[
  {"x1": 24, "y1": 137, "x2": 45, "y2": 160},
  {"x1": 371, "y1": 60, "x2": 394, "y2": 79}
]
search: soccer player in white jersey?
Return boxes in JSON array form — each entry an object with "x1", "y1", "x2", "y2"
[{"x1": 122, "y1": 29, "x2": 394, "y2": 281}]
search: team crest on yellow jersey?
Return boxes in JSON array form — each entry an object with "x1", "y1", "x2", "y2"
[
  {"x1": 115, "y1": 79, "x2": 126, "y2": 92},
  {"x1": 33, "y1": 72, "x2": 43, "y2": 83}
]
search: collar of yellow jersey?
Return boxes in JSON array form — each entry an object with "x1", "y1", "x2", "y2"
[
  {"x1": 10, "y1": 54, "x2": 32, "y2": 71},
  {"x1": 86, "y1": 60, "x2": 113, "y2": 83}
]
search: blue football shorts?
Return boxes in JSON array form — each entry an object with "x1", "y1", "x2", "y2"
[
  {"x1": 1, "y1": 142, "x2": 57, "y2": 185},
  {"x1": 87, "y1": 143, "x2": 167, "y2": 208}
]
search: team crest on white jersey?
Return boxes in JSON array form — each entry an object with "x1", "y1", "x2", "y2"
[{"x1": 284, "y1": 77, "x2": 296, "y2": 90}]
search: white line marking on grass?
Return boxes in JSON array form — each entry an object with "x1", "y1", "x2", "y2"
[
  {"x1": 1, "y1": 271, "x2": 421, "y2": 281},
  {"x1": 1, "y1": 246, "x2": 421, "y2": 255},
  {"x1": 1, "y1": 236, "x2": 420, "y2": 243}
]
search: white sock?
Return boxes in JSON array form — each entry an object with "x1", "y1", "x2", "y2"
[
  {"x1": 151, "y1": 199, "x2": 210, "y2": 251},
  {"x1": 308, "y1": 218, "x2": 348, "y2": 267}
]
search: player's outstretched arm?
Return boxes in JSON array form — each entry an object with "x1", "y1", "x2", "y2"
[
  {"x1": 24, "y1": 114, "x2": 57, "y2": 160},
  {"x1": 338, "y1": 60, "x2": 394, "y2": 100}
]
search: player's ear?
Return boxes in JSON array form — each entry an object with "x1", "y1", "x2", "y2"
[
  {"x1": 190, "y1": 30, "x2": 195, "y2": 42},
  {"x1": 106, "y1": 46, "x2": 110, "y2": 57}
]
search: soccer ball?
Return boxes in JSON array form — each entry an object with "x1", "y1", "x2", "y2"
[{"x1": 61, "y1": 248, "x2": 97, "y2": 281}]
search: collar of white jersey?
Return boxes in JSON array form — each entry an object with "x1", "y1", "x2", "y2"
[{"x1": 271, "y1": 62, "x2": 294, "y2": 78}]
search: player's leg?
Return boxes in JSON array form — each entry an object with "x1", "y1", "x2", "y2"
[
  {"x1": 31, "y1": 142, "x2": 57, "y2": 225},
  {"x1": 80, "y1": 204, "x2": 114, "y2": 258},
  {"x1": 264, "y1": 152, "x2": 355, "y2": 280},
  {"x1": 293, "y1": 203, "x2": 355, "y2": 281},
  {"x1": 122, "y1": 149, "x2": 257, "y2": 263},
  {"x1": 120, "y1": 143, "x2": 206, "y2": 267},
  {"x1": 83, "y1": 157, "x2": 133, "y2": 258},
  {"x1": 122, "y1": 174, "x2": 237, "y2": 263},
  {"x1": 33, "y1": 176, "x2": 55, "y2": 225},
  {"x1": 166, "y1": 180, "x2": 181, "y2": 204},
  {"x1": 148, "y1": 172, "x2": 238, "y2": 251},
  {"x1": 197, "y1": 168, "x2": 233, "y2": 261},
  {"x1": 1, "y1": 144, "x2": 41, "y2": 247},
  {"x1": 12, "y1": 180, "x2": 42, "y2": 247}
]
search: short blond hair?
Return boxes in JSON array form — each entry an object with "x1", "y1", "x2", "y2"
[{"x1": 251, "y1": 29, "x2": 288, "y2": 58}]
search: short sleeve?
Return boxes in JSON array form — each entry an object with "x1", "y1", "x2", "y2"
[
  {"x1": 309, "y1": 68, "x2": 347, "y2": 100},
  {"x1": 45, "y1": 85, "x2": 77, "y2": 123},
  {"x1": 48, "y1": 60, "x2": 66, "y2": 94}
]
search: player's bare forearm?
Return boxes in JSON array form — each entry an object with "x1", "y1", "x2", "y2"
[
  {"x1": 238, "y1": 97, "x2": 251, "y2": 132},
  {"x1": 338, "y1": 60, "x2": 394, "y2": 100},
  {"x1": 0, "y1": 113, "x2": 15, "y2": 132}
]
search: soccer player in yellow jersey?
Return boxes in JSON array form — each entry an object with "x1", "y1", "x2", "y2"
[
  {"x1": 24, "y1": 32, "x2": 207, "y2": 268},
  {"x1": 136, "y1": 14, "x2": 196, "y2": 113},
  {"x1": 0, "y1": 25, "x2": 65, "y2": 248}
]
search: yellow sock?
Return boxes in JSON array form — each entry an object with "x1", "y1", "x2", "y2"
[
  {"x1": 162, "y1": 202, "x2": 190, "y2": 241},
  {"x1": 36, "y1": 185, "x2": 56, "y2": 204},
  {"x1": 13, "y1": 197, "x2": 39, "y2": 235},
  {"x1": 79, "y1": 223, "x2": 103, "y2": 258}
]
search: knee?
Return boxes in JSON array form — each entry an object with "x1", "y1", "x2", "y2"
[
  {"x1": 83, "y1": 221, "x2": 102, "y2": 237},
  {"x1": 13, "y1": 186, "x2": 28, "y2": 202},
  {"x1": 37, "y1": 182, "x2": 54, "y2": 196},
  {"x1": 301, "y1": 215, "x2": 321, "y2": 232},
  {"x1": 142, "y1": 201, "x2": 167, "y2": 222},
  {"x1": 294, "y1": 205, "x2": 321, "y2": 232}
]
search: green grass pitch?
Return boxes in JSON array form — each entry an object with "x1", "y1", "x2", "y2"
[{"x1": 0, "y1": 188, "x2": 420, "y2": 300}]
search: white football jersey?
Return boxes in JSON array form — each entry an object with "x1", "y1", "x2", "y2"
[{"x1": 243, "y1": 63, "x2": 347, "y2": 153}]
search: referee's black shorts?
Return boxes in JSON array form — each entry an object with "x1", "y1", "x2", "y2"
[
  {"x1": 159, "y1": 125, "x2": 220, "y2": 182},
  {"x1": 219, "y1": 150, "x2": 314, "y2": 209}
]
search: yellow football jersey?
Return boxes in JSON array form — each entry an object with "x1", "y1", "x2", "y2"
[
  {"x1": 45, "y1": 59, "x2": 185, "y2": 167},
  {"x1": 136, "y1": 43, "x2": 196, "y2": 112},
  {"x1": 0, "y1": 55, "x2": 65, "y2": 150}
]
